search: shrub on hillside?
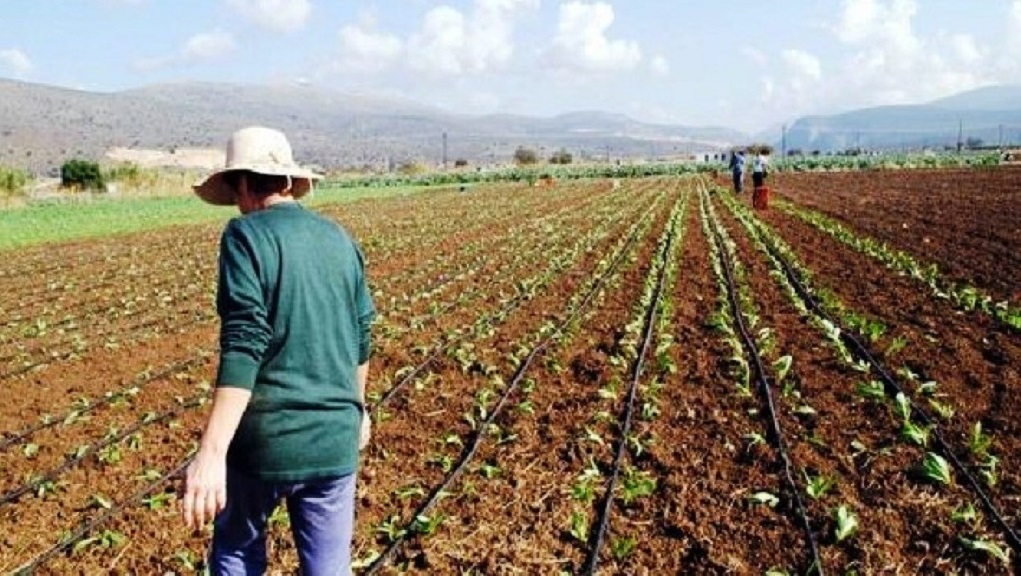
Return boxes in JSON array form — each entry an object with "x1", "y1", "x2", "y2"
[
  {"x1": 513, "y1": 147, "x2": 538, "y2": 165},
  {"x1": 0, "y1": 166, "x2": 29, "y2": 197},
  {"x1": 61, "y1": 159, "x2": 105, "y2": 190},
  {"x1": 549, "y1": 148, "x2": 573, "y2": 164}
]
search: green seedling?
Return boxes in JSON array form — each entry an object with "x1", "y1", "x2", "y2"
[
  {"x1": 833, "y1": 505, "x2": 858, "y2": 542},
  {"x1": 479, "y1": 463, "x2": 501, "y2": 479},
  {"x1": 395, "y1": 485, "x2": 425, "y2": 500},
  {"x1": 141, "y1": 491, "x2": 175, "y2": 511},
  {"x1": 73, "y1": 530, "x2": 126, "y2": 555},
  {"x1": 885, "y1": 336, "x2": 908, "y2": 358},
  {"x1": 951, "y1": 503, "x2": 979, "y2": 525},
  {"x1": 375, "y1": 515, "x2": 406, "y2": 542},
  {"x1": 569, "y1": 511, "x2": 588, "y2": 543},
  {"x1": 928, "y1": 399, "x2": 955, "y2": 420},
  {"x1": 619, "y1": 467, "x2": 656, "y2": 505},
  {"x1": 747, "y1": 492, "x2": 779, "y2": 508},
  {"x1": 900, "y1": 421, "x2": 930, "y2": 447},
  {"x1": 919, "y1": 452, "x2": 953, "y2": 486},
  {"x1": 804, "y1": 472, "x2": 836, "y2": 500},
  {"x1": 610, "y1": 535, "x2": 637, "y2": 561},
  {"x1": 894, "y1": 392, "x2": 911, "y2": 422},
  {"x1": 411, "y1": 513, "x2": 445, "y2": 536},
  {"x1": 959, "y1": 537, "x2": 1009, "y2": 565},
  {"x1": 855, "y1": 380, "x2": 885, "y2": 401},
  {"x1": 969, "y1": 422, "x2": 992, "y2": 459}
]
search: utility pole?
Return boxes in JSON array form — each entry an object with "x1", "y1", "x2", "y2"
[
  {"x1": 999, "y1": 124, "x2": 1004, "y2": 149},
  {"x1": 781, "y1": 124, "x2": 787, "y2": 158},
  {"x1": 957, "y1": 119, "x2": 963, "y2": 153},
  {"x1": 442, "y1": 132, "x2": 448, "y2": 169}
]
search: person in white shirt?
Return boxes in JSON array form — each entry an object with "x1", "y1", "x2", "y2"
[{"x1": 752, "y1": 152, "x2": 769, "y2": 188}]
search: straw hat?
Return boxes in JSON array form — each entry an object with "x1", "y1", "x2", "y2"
[{"x1": 193, "y1": 126, "x2": 323, "y2": 206}]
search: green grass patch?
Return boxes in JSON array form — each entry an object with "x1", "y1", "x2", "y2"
[{"x1": 0, "y1": 183, "x2": 430, "y2": 252}]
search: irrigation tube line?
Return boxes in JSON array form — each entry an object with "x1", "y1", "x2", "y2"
[
  {"x1": 372, "y1": 192, "x2": 659, "y2": 411},
  {"x1": 0, "y1": 354, "x2": 209, "y2": 453},
  {"x1": 0, "y1": 394, "x2": 207, "y2": 508},
  {"x1": 363, "y1": 193, "x2": 661, "y2": 575},
  {"x1": 705, "y1": 190, "x2": 824, "y2": 575},
  {"x1": 11, "y1": 457, "x2": 193, "y2": 575},
  {"x1": 0, "y1": 312, "x2": 214, "y2": 382},
  {"x1": 748, "y1": 214, "x2": 1021, "y2": 556},
  {"x1": 580, "y1": 196, "x2": 680, "y2": 576}
]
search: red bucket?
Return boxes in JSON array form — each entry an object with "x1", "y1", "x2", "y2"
[{"x1": 753, "y1": 186, "x2": 770, "y2": 209}]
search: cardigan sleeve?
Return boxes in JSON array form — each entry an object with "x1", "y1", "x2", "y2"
[
  {"x1": 215, "y1": 219, "x2": 272, "y2": 389},
  {"x1": 354, "y1": 243, "x2": 376, "y2": 364}
]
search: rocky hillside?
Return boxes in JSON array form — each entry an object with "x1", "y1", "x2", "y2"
[{"x1": 0, "y1": 79, "x2": 743, "y2": 175}]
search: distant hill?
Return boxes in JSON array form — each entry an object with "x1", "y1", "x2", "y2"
[
  {"x1": 0, "y1": 79, "x2": 743, "y2": 175},
  {"x1": 782, "y1": 85, "x2": 1021, "y2": 152}
]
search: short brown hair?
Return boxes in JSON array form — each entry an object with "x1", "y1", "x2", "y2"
[{"x1": 223, "y1": 170, "x2": 292, "y2": 197}]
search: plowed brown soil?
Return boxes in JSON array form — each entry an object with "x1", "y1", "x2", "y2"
[{"x1": 0, "y1": 172, "x2": 1017, "y2": 574}]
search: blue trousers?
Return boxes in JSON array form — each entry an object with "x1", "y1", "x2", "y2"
[{"x1": 209, "y1": 467, "x2": 356, "y2": 576}]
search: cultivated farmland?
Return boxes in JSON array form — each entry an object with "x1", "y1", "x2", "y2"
[{"x1": 0, "y1": 170, "x2": 1018, "y2": 574}]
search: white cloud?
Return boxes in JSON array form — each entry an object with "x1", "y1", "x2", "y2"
[
  {"x1": 0, "y1": 48, "x2": 33, "y2": 77},
  {"x1": 406, "y1": 0, "x2": 538, "y2": 76},
  {"x1": 782, "y1": 49, "x2": 821, "y2": 81},
  {"x1": 133, "y1": 30, "x2": 236, "y2": 72},
  {"x1": 650, "y1": 55, "x2": 669, "y2": 77},
  {"x1": 742, "y1": 46, "x2": 768, "y2": 68},
  {"x1": 948, "y1": 34, "x2": 982, "y2": 65},
  {"x1": 227, "y1": 0, "x2": 311, "y2": 33},
  {"x1": 408, "y1": 7, "x2": 468, "y2": 75},
  {"x1": 546, "y1": 1, "x2": 642, "y2": 73},
  {"x1": 793, "y1": 0, "x2": 989, "y2": 112},
  {"x1": 182, "y1": 30, "x2": 237, "y2": 61},
  {"x1": 338, "y1": 22, "x2": 403, "y2": 73}
]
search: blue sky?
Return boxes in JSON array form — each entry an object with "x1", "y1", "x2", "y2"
[{"x1": 1, "y1": 0, "x2": 1020, "y2": 132}]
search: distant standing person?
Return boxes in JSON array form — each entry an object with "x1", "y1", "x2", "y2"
[
  {"x1": 728, "y1": 149, "x2": 746, "y2": 193},
  {"x1": 182, "y1": 126, "x2": 376, "y2": 575},
  {"x1": 752, "y1": 150, "x2": 769, "y2": 188}
]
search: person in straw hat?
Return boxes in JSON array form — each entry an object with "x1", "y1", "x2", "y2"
[{"x1": 182, "y1": 126, "x2": 375, "y2": 575}]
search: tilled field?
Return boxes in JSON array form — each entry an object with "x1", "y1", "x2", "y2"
[{"x1": 0, "y1": 172, "x2": 1018, "y2": 575}]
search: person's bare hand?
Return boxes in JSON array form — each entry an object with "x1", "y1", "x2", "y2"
[
  {"x1": 181, "y1": 449, "x2": 227, "y2": 530},
  {"x1": 359, "y1": 412, "x2": 371, "y2": 451}
]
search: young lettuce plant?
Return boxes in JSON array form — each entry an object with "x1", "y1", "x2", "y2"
[
  {"x1": 833, "y1": 505, "x2": 859, "y2": 542},
  {"x1": 568, "y1": 510, "x2": 589, "y2": 543},
  {"x1": 959, "y1": 537, "x2": 1010, "y2": 566},
  {"x1": 918, "y1": 452, "x2": 953, "y2": 486},
  {"x1": 804, "y1": 471, "x2": 836, "y2": 500}
]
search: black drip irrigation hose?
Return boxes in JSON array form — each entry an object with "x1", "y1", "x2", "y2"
[
  {"x1": 372, "y1": 198, "x2": 649, "y2": 411},
  {"x1": 581, "y1": 203, "x2": 677, "y2": 576},
  {"x1": 11, "y1": 456, "x2": 192, "y2": 575},
  {"x1": 0, "y1": 394, "x2": 206, "y2": 508},
  {"x1": 756, "y1": 224, "x2": 1021, "y2": 557},
  {"x1": 708, "y1": 206, "x2": 823, "y2": 575},
  {"x1": 0, "y1": 312, "x2": 213, "y2": 381},
  {"x1": 363, "y1": 199, "x2": 657, "y2": 575},
  {"x1": 0, "y1": 354, "x2": 209, "y2": 453}
]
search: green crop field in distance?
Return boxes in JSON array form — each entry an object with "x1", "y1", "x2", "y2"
[{"x1": 0, "y1": 182, "x2": 430, "y2": 252}]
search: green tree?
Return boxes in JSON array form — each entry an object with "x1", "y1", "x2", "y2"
[
  {"x1": 61, "y1": 159, "x2": 105, "y2": 190},
  {"x1": 513, "y1": 147, "x2": 538, "y2": 165},
  {"x1": 549, "y1": 148, "x2": 573, "y2": 164}
]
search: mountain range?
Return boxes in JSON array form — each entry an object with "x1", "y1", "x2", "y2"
[
  {"x1": 2, "y1": 79, "x2": 1021, "y2": 175},
  {"x1": 0, "y1": 79, "x2": 740, "y2": 175},
  {"x1": 778, "y1": 85, "x2": 1021, "y2": 153}
]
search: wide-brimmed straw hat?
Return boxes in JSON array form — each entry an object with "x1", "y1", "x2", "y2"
[{"x1": 193, "y1": 126, "x2": 323, "y2": 206}]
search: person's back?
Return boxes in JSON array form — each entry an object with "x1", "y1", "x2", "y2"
[
  {"x1": 217, "y1": 203, "x2": 372, "y2": 481},
  {"x1": 753, "y1": 153, "x2": 768, "y2": 174},
  {"x1": 731, "y1": 151, "x2": 746, "y2": 193},
  {"x1": 184, "y1": 126, "x2": 375, "y2": 574}
]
